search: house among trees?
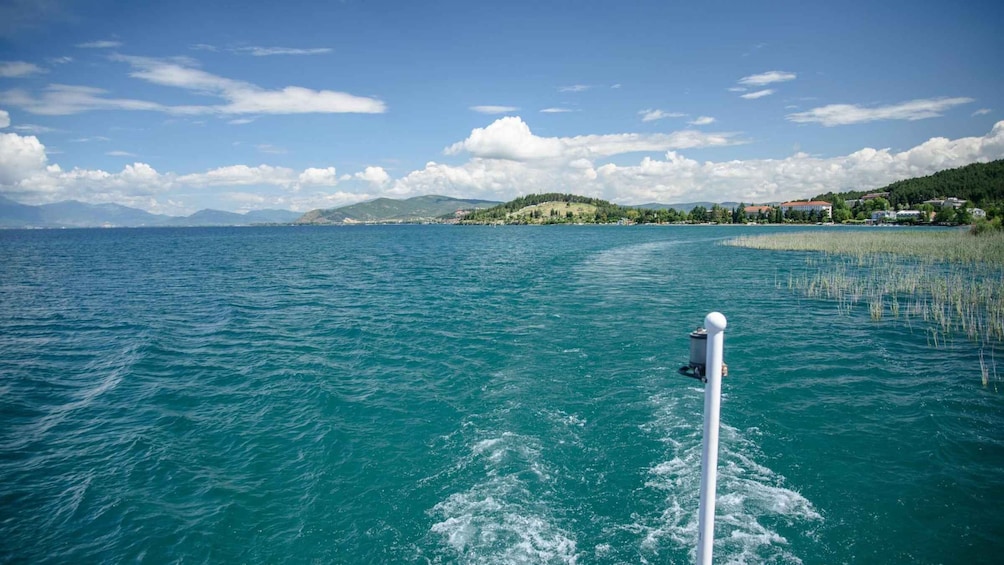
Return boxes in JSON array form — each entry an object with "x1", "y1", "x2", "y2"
[
  {"x1": 781, "y1": 200, "x2": 833, "y2": 220},
  {"x1": 924, "y1": 197, "x2": 967, "y2": 209},
  {"x1": 743, "y1": 205, "x2": 773, "y2": 216},
  {"x1": 862, "y1": 192, "x2": 890, "y2": 201}
]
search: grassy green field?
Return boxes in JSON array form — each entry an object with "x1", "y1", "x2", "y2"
[{"x1": 725, "y1": 229, "x2": 1004, "y2": 385}]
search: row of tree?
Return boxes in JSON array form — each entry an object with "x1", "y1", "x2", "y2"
[{"x1": 814, "y1": 158, "x2": 1004, "y2": 219}]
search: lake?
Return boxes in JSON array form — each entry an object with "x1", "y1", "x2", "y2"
[{"x1": 1, "y1": 225, "x2": 1001, "y2": 563}]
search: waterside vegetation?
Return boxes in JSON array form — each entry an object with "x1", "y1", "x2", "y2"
[{"x1": 725, "y1": 229, "x2": 1004, "y2": 387}]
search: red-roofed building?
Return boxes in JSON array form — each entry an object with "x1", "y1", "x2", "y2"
[
  {"x1": 744, "y1": 205, "x2": 773, "y2": 216},
  {"x1": 781, "y1": 200, "x2": 832, "y2": 219}
]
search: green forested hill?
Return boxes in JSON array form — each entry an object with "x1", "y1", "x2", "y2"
[
  {"x1": 460, "y1": 193, "x2": 692, "y2": 224},
  {"x1": 813, "y1": 159, "x2": 1004, "y2": 208},
  {"x1": 296, "y1": 195, "x2": 499, "y2": 224},
  {"x1": 461, "y1": 193, "x2": 626, "y2": 224}
]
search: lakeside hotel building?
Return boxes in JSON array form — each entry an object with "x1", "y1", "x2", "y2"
[{"x1": 780, "y1": 200, "x2": 833, "y2": 219}]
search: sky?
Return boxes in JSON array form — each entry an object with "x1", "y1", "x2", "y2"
[{"x1": 0, "y1": 0, "x2": 1002, "y2": 215}]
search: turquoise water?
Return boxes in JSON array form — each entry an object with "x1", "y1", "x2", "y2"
[{"x1": 1, "y1": 225, "x2": 1001, "y2": 563}]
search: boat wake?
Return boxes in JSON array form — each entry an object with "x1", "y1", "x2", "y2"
[{"x1": 637, "y1": 388, "x2": 822, "y2": 563}]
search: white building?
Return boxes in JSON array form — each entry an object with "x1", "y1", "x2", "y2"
[
  {"x1": 871, "y1": 210, "x2": 897, "y2": 222},
  {"x1": 780, "y1": 200, "x2": 832, "y2": 219}
]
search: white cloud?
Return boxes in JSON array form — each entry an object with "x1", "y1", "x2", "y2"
[
  {"x1": 0, "y1": 61, "x2": 46, "y2": 77},
  {"x1": 741, "y1": 89, "x2": 775, "y2": 99},
  {"x1": 973, "y1": 108, "x2": 992, "y2": 116},
  {"x1": 738, "y1": 71, "x2": 797, "y2": 86},
  {"x1": 390, "y1": 121, "x2": 1004, "y2": 205},
  {"x1": 354, "y1": 165, "x2": 390, "y2": 185},
  {"x1": 470, "y1": 105, "x2": 519, "y2": 114},
  {"x1": 76, "y1": 40, "x2": 122, "y2": 49},
  {"x1": 611, "y1": 84, "x2": 622, "y2": 89},
  {"x1": 0, "y1": 131, "x2": 48, "y2": 184},
  {"x1": 559, "y1": 84, "x2": 590, "y2": 93},
  {"x1": 728, "y1": 87, "x2": 747, "y2": 92},
  {"x1": 233, "y1": 46, "x2": 332, "y2": 56},
  {"x1": 787, "y1": 97, "x2": 975, "y2": 126},
  {"x1": 298, "y1": 167, "x2": 339, "y2": 186},
  {"x1": 2, "y1": 55, "x2": 387, "y2": 116},
  {"x1": 48, "y1": 56, "x2": 73, "y2": 65},
  {"x1": 443, "y1": 116, "x2": 743, "y2": 162},
  {"x1": 228, "y1": 117, "x2": 255, "y2": 125},
  {"x1": 177, "y1": 164, "x2": 295, "y2": 187},
  {"x1": 540, "y1": 107, "x2": 573, "y2": 113},
  {"x1": 0, "y1": 109, "x2": 8, "y2": 128},
  {"x1": 689, "y1": 116, "x2": 715, "y2": 126},
  {"x1": 106, "y1": 150, "x2": 136, "y2": 157},
  {"x1": 639, "y1": 109, "x2": 686, "y2": 122},
  {"x1": 1, "y1": 84, "x2": 171, "y2": 116},
  {"x1": 5, "y1": 115, "x2": 1003, "y2": 217}
]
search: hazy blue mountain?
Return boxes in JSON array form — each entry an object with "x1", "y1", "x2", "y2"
[
  {"x1": 0, "y1": 194, "x2": 44, "y2": 227},
  {"x1": 36, "y1": 201, "x2": 171, "y2": 227},
  {"x1": 170, "y1": 208, "x2": 305, "y2": 226},
  {"x1": 0, "y1": 196, "x2": 301, "y2": 228},
  {"x1": 297, "y1": 195, "x2": 500, "y2": 224},
  {"x1": 243, "y1": 209, "x2": 303, "y2": 223},
  {"x1": 168, "y1": 209, "x2": 248, "y2": 226}
]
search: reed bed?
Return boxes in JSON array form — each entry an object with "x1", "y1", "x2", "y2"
[
  {"x1": 726, "y1": 229, "x2": 1004, "y2": 265},
  {"x1": 726, "y1": 229, "x2": 1004, "y2": 386}
]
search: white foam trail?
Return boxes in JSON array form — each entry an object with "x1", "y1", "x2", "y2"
[
  {"x1": 639, "y1": 390, "x2": 821, "y2": 563},
  {"x1": 428, "y1": 431, "x2": 578, "y2": 564}
]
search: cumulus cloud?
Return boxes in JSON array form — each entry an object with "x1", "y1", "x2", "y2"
[
  {"x1": 298, "y1": 167, "x2": 339, "y2": 186},
  {"x1": 0, "y1": 129, "x2": 363, "y2": 213},
  {"x1": 354, "y1": 165, "x2": 390, "y2": 185},
  {"x1": 639, "y1": 109, "x2": 686, "y2": 122},
  {"x1": 391, "y1": 121, "x2": 1004, "y2": 205},
  {"x1": 738, "y1": 71, "x2": 796, "y2": 86},
  {"x1": 0, "y1": 131, "x2": 47, "y2": 184},
  {"x1": 0, "y1": 61, "x2": 46, "y2": 77},
  {"x1": 787, "y1": 96, "x2": 975, "y2": 126},
  {"x1": 741, "y1": 89, "x2": 775, "y2": 99},
  {"x1": 689, "y1": 116, "x2": 715, "y2": 126},
  {"x1": 470, "y1": 105, "x2": 519, "y2": 114},
  {"x1": 4, "y1": 117, "x2": 1003, "y2": 217},
  {"x1": 2, "y1": 55, "x2": 387, "y2": 116},
  {"x1": 444, "y1": 116, "x2": 743, "y2": 162}
]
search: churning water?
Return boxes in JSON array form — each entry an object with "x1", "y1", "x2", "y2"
[{"x1": 1, "y1": 225, "x2": 1001, "y2": 563}]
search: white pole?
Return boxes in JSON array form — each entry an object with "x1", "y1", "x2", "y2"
[{"x1": 696, "y1": 311, "x2": 727, "y2": 565}]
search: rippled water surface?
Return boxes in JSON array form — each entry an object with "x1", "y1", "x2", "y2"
[{"x1": 1, "y1": 225, "x2": 1001, "y2": 563}]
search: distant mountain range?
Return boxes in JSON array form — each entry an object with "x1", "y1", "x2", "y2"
[
  {"x1": 0, "y1": 195, "x2": 301, "y2": 229},
  {"x1": 0, "y1": 193, "x2": 766, "y2": 229},
  {"x1": 295, "y1": 195, "x2": 500, "y2": 224}
]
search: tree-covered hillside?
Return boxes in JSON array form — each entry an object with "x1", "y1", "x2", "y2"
[
  {"x1": 296, "y1": 195, "x2": 499, "y2": 224},
  {"x1": 813, "y1": 159, "x2": 1004, "y2": 209}
]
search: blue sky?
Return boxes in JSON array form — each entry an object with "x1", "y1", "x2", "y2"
[{"x1": 1, "y1": 0, "x2": 1002, "y2": 214}]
